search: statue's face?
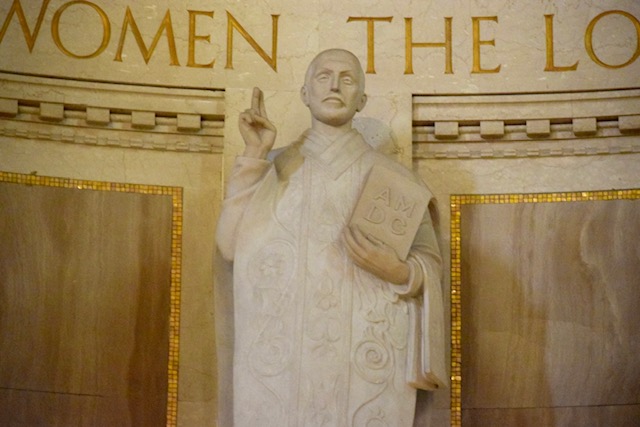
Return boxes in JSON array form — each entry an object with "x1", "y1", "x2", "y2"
[{"x1": 302, "y1": 50, "x2": 367, "y2": 127}]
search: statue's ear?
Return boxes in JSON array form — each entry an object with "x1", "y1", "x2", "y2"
[
  {"x1": 300, "y1": 85, "x2": 309, "y2": 106},
  {"x1": 356, "y1": 93, "x2": 368, "y2": 112}
]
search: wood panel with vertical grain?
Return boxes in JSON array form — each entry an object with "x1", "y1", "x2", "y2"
[
  {"x1": 0, "y1": 181, "x2": 173, "y2": 426},
  {"x1": 460, "y1": 199, "x2": 640, "y2": 426}
]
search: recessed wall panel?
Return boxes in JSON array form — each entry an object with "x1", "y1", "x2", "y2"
[
  {"x1": 451, "y1": 191, "x2": 640, "y2": 426},
  {"x1": 0, "y1": 173, "x2": 182, "y2": 426}
]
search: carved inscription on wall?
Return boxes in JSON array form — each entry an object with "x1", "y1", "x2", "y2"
[{"x1": 1, "y1": 2, "x2": 638, "y2": 75}]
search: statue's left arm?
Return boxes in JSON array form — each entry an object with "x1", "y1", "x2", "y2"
[
  {"x1": 343, "y1": 204, "x2": 442, "y2": 292},
  {"x1": 344, "y1": 200, "x2": 447, "y2": 390}
]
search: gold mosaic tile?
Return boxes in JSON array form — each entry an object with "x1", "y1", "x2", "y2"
[
  {"x1": 449, "y1": 189, "x2": 640, "y2": 427},
  {"x1": 0, "y1": 171, "x2": 183, "y2": 427}
]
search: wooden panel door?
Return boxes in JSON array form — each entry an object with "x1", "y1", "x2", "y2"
[
  {"x1": 0, "y1": 180, "x2": 173, "y2": 426},
  {"x1": 458, "y1": 196, "x2": 640, "y2": 426}
]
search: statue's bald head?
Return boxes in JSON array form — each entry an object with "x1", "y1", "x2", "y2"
[{"x1": 304, "y1": 49, "x2": 366, "y2": 94}]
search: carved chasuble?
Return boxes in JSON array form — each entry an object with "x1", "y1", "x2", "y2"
[{"x1": 217, "y1": 129, "x2": 444, "y2": 427}]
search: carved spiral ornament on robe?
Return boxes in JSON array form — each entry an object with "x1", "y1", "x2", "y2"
[
  {"x1": 249, "y1": 335, "x2": 291, "y2": 377},
  {"x1": 353, "y1": 330, "x2": 393, "y2": 384}
]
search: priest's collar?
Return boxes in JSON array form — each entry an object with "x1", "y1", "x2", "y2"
[{"x1": 298, "y1": 128, "x2": 371, "y2": 179}]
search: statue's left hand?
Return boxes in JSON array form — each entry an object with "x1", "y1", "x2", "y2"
[{"x1": 343, "y1": 226, "x2": 410, "y2": 285}]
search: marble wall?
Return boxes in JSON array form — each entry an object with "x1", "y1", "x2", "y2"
[{"x1": 1, "y1": 1, "x2": 639, "y2": 426}]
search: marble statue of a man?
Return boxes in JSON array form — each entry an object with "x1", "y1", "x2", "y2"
[{"x1": 216, "y1": 49, "x2": 446, "y2": 426}]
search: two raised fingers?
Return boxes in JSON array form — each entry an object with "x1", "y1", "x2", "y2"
[
  {"x1": 251, "y1": 87, "x2": 268, "y2": 118},
  {"x1": 240, "y1": 87, "x2": 271, "y2": 125}
]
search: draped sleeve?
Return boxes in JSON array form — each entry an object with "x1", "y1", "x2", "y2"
[
  {"x1": 403, "y1": 197, "x2": 448, "y2": 391},
  {"x1": 215, "y1": 156, "x2": 272, "y2": 261}
]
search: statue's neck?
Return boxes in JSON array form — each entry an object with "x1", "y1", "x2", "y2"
[{"x1": 310, "y1": 118, "x2": 353, "y2": 141}]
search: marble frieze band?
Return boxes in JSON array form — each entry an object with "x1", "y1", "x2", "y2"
[
  {"x1": 413, "y1": 89, "x2": 640, "y2": 159},
  {"x1": 0, "y1": 73, "x2": 225, "y2": 153}
]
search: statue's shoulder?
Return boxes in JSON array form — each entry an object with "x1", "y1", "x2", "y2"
[
  {"x1": 364, "y1": 149, "x2": 416, "y2": 180},
  {"x1": 268, "y1": 135, "x2": 305, "y2": 178},
  {"x1": 363, "y1": 149, "x2": 435, "y2": 200}
]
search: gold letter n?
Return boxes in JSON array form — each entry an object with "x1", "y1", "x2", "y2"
[{"x1": 226, "y1": 12, "x2": 279, "y2": 72}]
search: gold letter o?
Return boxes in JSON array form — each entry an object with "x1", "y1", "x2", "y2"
[
  {"x1": 585, "y1": 10, "x2": 640, "y2": 69},
  {"x1": 52, "y1": 1, "x2": 111, "y2": 59}
]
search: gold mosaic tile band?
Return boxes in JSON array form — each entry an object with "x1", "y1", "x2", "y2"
[
  {"x1": 0, "y1": 171, "x2": 183, "y2": 427},
  {"x1": 449, "y1": 188, "x2": 640, "y2": 427}
]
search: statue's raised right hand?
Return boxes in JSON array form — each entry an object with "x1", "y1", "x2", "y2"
[{"x1": 239, "y1": 87, "x2": 277, "y2": 159}]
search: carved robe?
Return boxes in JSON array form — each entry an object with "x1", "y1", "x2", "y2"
[{"x1": 216, "y1": 129, "x2": 445, "y2": 427}]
